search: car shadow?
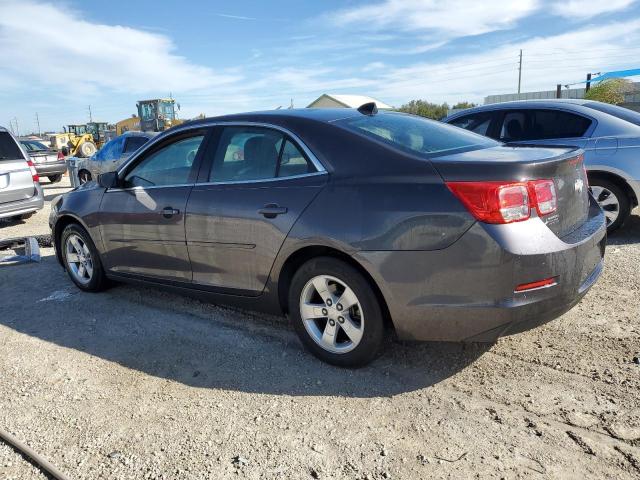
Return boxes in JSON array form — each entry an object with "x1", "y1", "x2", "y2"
[
  {"x1": 608, "y1": 208, "x2": 640, "y2": 245},
  {"x1": 0, "y1": 252, "x2": 490, "y2": 398}
]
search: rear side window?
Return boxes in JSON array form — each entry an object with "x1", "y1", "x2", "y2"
[
  {"x1": 528, "y1": 110, "x2": 591, "y2": 139},
  {"x1": 499, "y1": 109, "x2": 591, "y2": 141},
  {"x1": 336, "y1": 112, "x2": 498, "y2": 157},
  {"x1": 0, "y1": 132, "x2": 25, "y2": 160},
  {"x1": 123, "y1": 136, "x2": 149, "y2": 154},
  {"x1": 208, "y1": 126, "x2": 314, "y2": 182},
  {"x1": 449, "y1": 113, "x2": 494, "y2": 136}
]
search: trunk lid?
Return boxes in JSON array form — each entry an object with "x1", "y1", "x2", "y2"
[
  {"x1": 0, "y1": 131, "x2": 36, "y2": 204},
  {"x1": 28, "y1": 150, "x2": 59, "y2": 163},
  {"x1": 432, "y1": 145, "x2": 590, "y2": 238}
]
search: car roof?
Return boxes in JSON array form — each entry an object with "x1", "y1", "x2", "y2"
[{"x1": 183, "y1": 108, "x2": 364, "y2": 128}]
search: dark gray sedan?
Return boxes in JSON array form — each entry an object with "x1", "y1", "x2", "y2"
[{"x1": 50, "y1": 107, "x2": 606, "y2": 366}]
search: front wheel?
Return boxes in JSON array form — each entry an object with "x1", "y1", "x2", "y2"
[
  {"x1": 78, "y1": 141, "x2": 96, "y2": 158},
  {"x1": 61, "y1": 223, "x2": 108, "y2": 292},
  {"x1": 288, "y1": 257, "x2": 385, "y2": 367},
  {"x1": 590, "y1": 179, "x2": 630, "y2": 233}
]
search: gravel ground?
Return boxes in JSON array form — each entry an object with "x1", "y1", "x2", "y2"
[{"x1": 0, "y1": 180, "x2": 638, "y2": 479}]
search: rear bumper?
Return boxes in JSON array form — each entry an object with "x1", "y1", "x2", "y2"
[
  {"x1": 0, "y1": 183, "x2": 44, "y2": 219},
  {"x1": 34, "y1": 160, "x2": 67, "y2": 176},
  {"x1": 355, "y1": 197, "x2": 607, "y2": 342}
]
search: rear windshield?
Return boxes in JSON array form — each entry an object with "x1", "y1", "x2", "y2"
[
  {"x1": 0, "y1": 132, "x2": 25, "y2": 160},
  {"x1": 583, "y1": 102, "x2": 640, "y2": 126},
  {"x1": 335, "y1": 112, "x2": 499, "y2": 157}
]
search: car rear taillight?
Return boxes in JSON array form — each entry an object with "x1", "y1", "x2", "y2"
[
  {"x1": 26, "y1": 159, "x2": 39, "y2": 183},
  {"x1": 531, "y1": 179, "x2": 557, "y2": 215},
  {"x1": 447, "y1": 179, "x2": 558, "y2": 224},
  {"x1": 57, "y1": 151, "x2": 65, "y2": 160}
]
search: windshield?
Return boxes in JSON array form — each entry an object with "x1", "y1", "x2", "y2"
[
  {"x1": 140, "y1": 103, "x2": 156, "y2": 121},
  {"x1": 583, "y1": 102, "x2": 640, "y2": 126},
  {"x1": 335, "y1": 112, "x2": 499, "y2": 157},
  {"x1": 21, "y1": 140, "x2": 48, "y2": 151}
]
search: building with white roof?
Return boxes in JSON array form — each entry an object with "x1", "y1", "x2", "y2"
[{"x1": 307, "y1": 94, "x2": 393, "y2": 110}]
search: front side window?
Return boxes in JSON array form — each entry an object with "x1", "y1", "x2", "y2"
[
  {"x1": 209, "y1": 127, "x2": 314, "y2": 182},
  {"x1": 124, "y1": 135, "x2": 204, "y2": 188},
  {"x1": 336, "y1": 112, "x2": 498, "y2": 157}
]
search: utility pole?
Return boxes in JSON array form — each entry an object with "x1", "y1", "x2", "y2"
[
  {"x1": 13, "y1": 117, "x2": 19, "y2": 137},
  {"x1": 35, "y1": 112, "x2": 41, "y2": 136},
  {"x1": 585, "y1": 73, "x2": 592, "y2": 92},
  {"x1": 517, "y1": 49, "x2": 523, "y2": 94},
  {"x1": 88, "y1": 105, "x2": 93, "y2": 123}
]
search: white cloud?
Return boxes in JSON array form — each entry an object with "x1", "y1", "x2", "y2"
[
  {"x1": 0, "y1": 0, "x2": 239, "y2": 96},
  {"x1": 330, "y1": 0, "x2": 540, "y2": 39},
  {"x1": 364, "y1": 19, "x2": 640, "y2": 106},
  {"x1": 550, "y1": 0, "x2": 636, "y2": 19}
]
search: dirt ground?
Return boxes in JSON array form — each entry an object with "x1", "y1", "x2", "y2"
[{"x1": 0, "y1": 178, "x2": 638, "y2": 479}]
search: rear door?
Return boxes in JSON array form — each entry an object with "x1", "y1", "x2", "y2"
[
  {"x1": 99, "y1": 129, "x2": 209, "y2": 281},
  {"x1": 185, "y1": 125, "x2": 327, "y2": 294},
  {"x1": 0, "y1": 131, "x2": 35, "y2": 205},
  {"x1": 497, "y1": 109, "x2": 593, "y2": 149}
]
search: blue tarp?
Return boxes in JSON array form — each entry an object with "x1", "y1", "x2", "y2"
[{"x1": 568, "y1": 68, "x2": 640, "y2": 85}]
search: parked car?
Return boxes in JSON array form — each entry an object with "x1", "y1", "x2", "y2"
[
  {"x1": 1, "y1": 127, "x2": 44, "y2": 220},
  {"x1": 444, "y1": 99, "x2": 640, "y2": 232},
  {"x1": 75, "y1": 131, "x2": 157, "y2": 184},
  {"x1": 19, "y1": 138, "x2": 67, "y2": 183},
  {"x1": 49, "y1": 107, "x2": 605, "y2": 367}
]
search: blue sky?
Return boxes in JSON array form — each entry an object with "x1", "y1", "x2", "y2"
[{"x1": 2, "y1": 0, "x2": 640, "y2": 132}]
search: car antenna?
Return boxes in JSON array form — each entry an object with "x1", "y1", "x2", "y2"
[{"x1": 357, "y1": 102, "x2": 378, "y2": 116}]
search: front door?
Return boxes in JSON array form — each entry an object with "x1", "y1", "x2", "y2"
[
  {"x1": 99, "y1": 130, "x2": 208, "y2": 281},
  {"x1": 185, "y1": 125, "x2": 327, "y2": 294}
]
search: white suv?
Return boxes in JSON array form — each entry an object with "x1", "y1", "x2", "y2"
[{"x1": 0, "y1": 127, "x2": 44, "y2": 220}]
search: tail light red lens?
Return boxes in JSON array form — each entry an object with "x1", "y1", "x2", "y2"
[
  {"x1": 531, "y1": 179, "x2": 557, "y2": 215},
  {"x1": 515, "y1": 276, "x2": 558, "y2": 292},
  {"x1": 447, "y1": 179, "x2": 558, "y2": 224},
  {"x1": 26, "y1": 159, "x2": 39, "y2": 183},
  {"x1": 57, "y1": 151, "x2": 65, "y2": 160}
]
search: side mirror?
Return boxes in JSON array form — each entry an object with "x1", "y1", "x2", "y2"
[{"x1": 97, "y1": 171, "x2": 118, "y2": 189}]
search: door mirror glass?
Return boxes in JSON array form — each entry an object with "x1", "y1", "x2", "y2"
[{"x1": 97, "y1": 171, "x2": 118, "y2": 189}]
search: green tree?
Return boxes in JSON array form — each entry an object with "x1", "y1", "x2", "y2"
[
  {"x1": 397, "y1": 100, "x2": 450, "y2": 120},
  {"x1": 451, "y1": 101, "x2": 478, "y2": 110},
  {"x1": 584, "y1": 78, "x2": 633, "y2": 105}
]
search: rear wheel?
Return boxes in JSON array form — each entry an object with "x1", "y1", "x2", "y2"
[
  {"x1": 288, "y1": 257, "x2": 385, "y2": 367},
  {"x1": 590, "y1": 179, "x2": 630, "y2": 233},
  {"x1": 48, "y1": 174, "x2": 62, "y2": 183},
  {"x1": 78, "y1": 170, "x2": 92, "y2": 184},
  {"x1": 61, "y1": 223, "x2": 107, "y2": 292}
]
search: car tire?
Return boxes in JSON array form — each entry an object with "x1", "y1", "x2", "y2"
[
  {"x1": 79, "y1": 141, "x2": 96, "y2": 158},
  {"x1": 78, "y1": 170, "x2": 92, "y2": 184},
  {"x1": 48, "y1": 174, "x2": 63, "y2": 183},
  {"x1": 288, "y1": 257, "x2": 385, "y2": 367},
  {"x1": 590, "y1": 178, "x2": 630, "y2": 233},
  {"x1": 61, "y1": 223, "x2": 108, "y2": 292}
]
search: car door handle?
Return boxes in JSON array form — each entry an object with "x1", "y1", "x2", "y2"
[
  {"x1": 258, "y1": 204, "x2": 288, "y2": 218},
  {"x1": 161, "y1": 207, "x2": 180, "y2": 218}
]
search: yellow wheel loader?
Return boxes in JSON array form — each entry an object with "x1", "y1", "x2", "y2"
[{"x1": 49, "y1": 125, "x2": 94, "y2": 158}]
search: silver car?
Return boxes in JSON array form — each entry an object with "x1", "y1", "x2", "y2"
[
  {"x1": 76, "y1": 131, "x2": 157, "y2": 184},
  {"x1": 445, "y1": 99, "x2": 640, "y2": 232},
  {"x1": 0, "y1": 127, "x2": 44, "y2": 220}
]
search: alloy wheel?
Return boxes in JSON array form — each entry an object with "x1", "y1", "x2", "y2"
[
  {"x1": 591, "y1": 185, "x2": 620, "y2": 226},
  {"x1": 65, "y1": 233, "x2": 93, "y2": 284},
  {"x1": 299, "y1": 275, "x2": 364, "y2": 354}
]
